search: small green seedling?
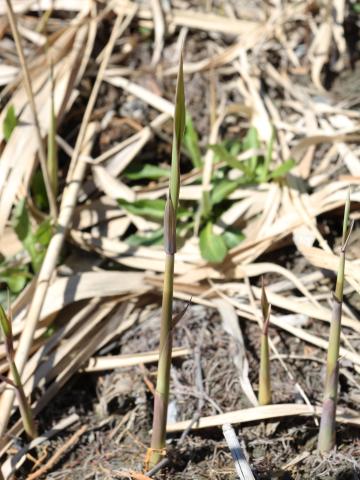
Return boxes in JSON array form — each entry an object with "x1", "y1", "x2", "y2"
[
  {"x1": 12, "y1": 198, "x2": 53, "y2": 274},
  {"x1": 0, "y1": 301, "x2": 37, "y2": 439},
  {"x1": 146, "y1": 54, "x2": 185, "y2": 470},
  {"x1": 318, "y1": 189, "x2": 353, "y2": 452},
  {"x1": 258, "y1": 279, "x2": 272, "y2": 405}
]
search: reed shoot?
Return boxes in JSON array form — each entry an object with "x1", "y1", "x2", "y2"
[
  {"x1": 318, "y1": 190, "x2": 353, "y2": 452},
  {"x1": 258, "y1": 280, "x2": 272, "y2": 406},
  {"x1": 147, "y1": 55, "x2": 185, "y2": 470}
]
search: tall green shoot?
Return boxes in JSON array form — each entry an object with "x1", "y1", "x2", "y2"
[
  {"x1": 47, "y1": 59, "x2": 58, "y2": 198},
  {"x1": 147, "y1": 55, "x2": 185, "y2": 469},
  {"x1": 318, "y1": 189, "x2": 353, "y2": 452},
  {"x1": 258, "y1": 280, "x2": 272, "y2": 405},
  {"x1": 0, "y1": 302, "x2": 37, "y2": 439}
]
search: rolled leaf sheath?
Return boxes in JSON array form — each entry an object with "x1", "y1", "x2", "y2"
[
  {"x1": 149, "y1": 253, "x2": 175, "y2": 466},
  {"x1": 318, "y1": 296, "x2": 342, "y2": 452},
  {"x1": 259, "y1": 333, "x2": 271, "y2": 405},
  {"x1": 318, "y1": 362, "x2": 339, "y2": 451}
]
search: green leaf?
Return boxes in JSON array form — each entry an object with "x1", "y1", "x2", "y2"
[
  {"x1": 12, "y1": 200, "x2": 52, "y2": 273},
  {"x1": 184, "y1": 113, "x2": 202, "y2": 168},
  {"x1": 126, "y1": 228, "x2": 164, "y2": 247},
  {"x1": 211, "y1": 179, "x2": 239, "y2": 204},
  {"x1": 47, "y1": 67, "x2": 58, "y2": 197},
  {"x1": 209, "y1": 144, "x2": 248, "y2": 173},
  {"x1": 118, "y1": 199, "x2": 190, "y2": 221},
  {"x1": 171, "y1": 54, "x2": 186, "y2": 211},
  {"x1": 34, "y1": 219, "x2": 52, "y2": 246},
  {"x1": 223, "y1": 230, "x2": 245, "y2": 249},
  {"x1": 31, "y1": 170, "x2": 49, "y2": 211},
  {"x1": 269, "y1": 158, "x2": 296, "y2": 179},
  {"x1": 3, "y1": 105, "x2": 17, "y2": 142},
  {"x1": 261, "y1": 126, "x2": 275, "y2": 182},
  {"x1": 124, "y1": 164, "x2": 170, "y2": 181},
  {"x1": 243, "y1": 127, "x2": 259, "y2": 173},
  {"x1": 12, "y1": 198, "x2": 31, "y2": 243},
  {"x1": 0, "y1": 266, "x2": 29, "y2": 293},
  {"x1": 199, "y1": 222, "x2": 227, "y2": 263}
]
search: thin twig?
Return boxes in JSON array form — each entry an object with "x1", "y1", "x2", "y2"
[{"x1": 26, "y1": 425, "x2": 87, "y2": 480}]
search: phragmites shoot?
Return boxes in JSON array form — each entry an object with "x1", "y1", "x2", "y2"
[
  {"x1": 318, "y1": 188, "x2": 353, "y2": 453},
  {"x1": 146, "y1": 52, "x2": 186, "y2": 471},
  {"x1": 258, "y1": 278, "x2": 272, "y2": 406}
]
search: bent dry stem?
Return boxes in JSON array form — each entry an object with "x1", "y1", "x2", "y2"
[{"x1": 318, "y1": 190, "x2": 353, "y2": 452}]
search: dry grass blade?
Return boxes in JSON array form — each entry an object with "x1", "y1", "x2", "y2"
[
  {"x1": 167, "y1": 404, "x2": 360, "y2": 432},
  {"x1": 214, "y1": 299, "x2": 258, "y2": 406}
]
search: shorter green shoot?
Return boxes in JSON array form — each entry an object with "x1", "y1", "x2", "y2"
[
  {"x1": 258, "y1": 280, "x2": 272, "y2": 406},
  {"x1": 0, "y1": 302, "x2": 37, "y2": 439},
  {"x1": 318, "y1": 190, "x2": 353, "y2": 452}
]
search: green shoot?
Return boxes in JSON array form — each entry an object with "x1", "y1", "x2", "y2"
[
  {"x1": 47, "y1": 60, "x2": 58, "y2": 198},
  {"x1": 318, "y1": 189, "x2": 353, "y2": 452},
  {"x1": 0, "y1": 302, "x2": 37, "y2": 439},
  {"x1": 147, "y1": 54, "x2": 185, "y2": 470},
  {"x1": 184, "y1": 112, "x2": 202, "y2": 169},
  {"x1": 259, "y1": 279, "x2": 272, "y2": 405}
]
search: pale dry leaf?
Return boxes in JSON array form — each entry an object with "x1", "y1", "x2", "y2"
[{"x1": 214, "y1": 299, "x2": 258, "y2": 407}]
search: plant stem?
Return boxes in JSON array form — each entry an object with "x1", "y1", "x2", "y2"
[
  {"x1": 258, "y1": 281, "x2": 272, "y2": 405},
  {"x1": 0, "y1": 304, "x2": 37, "y2": 439},
  {"x1": 318, "y1": 189, "x2": 352, "y2": 452},
  {"x1": 9, "y1": 358, "x2": 37, "y2": 439},
  {"x1": 149, "y1": 253, "x2": 174, "y2": 467},
  {"x1": 147, "y1": 53, "x2": 185, "y2": 470},
  {"x1": 259, "y1": 328, "x2": 271, "y2": 406}
]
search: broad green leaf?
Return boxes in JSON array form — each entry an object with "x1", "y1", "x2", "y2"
[
  {"x1": 124, "y1": 164, "x2": 170, "y2": 180},
  {"x1": 3, "y1": 105, "x2": 17, "y2": 142},
  {"x1": 223, "y1": 230, "x2": 245, "y2": 249},
  {"x1": 269, "y1": 158, "x2": 296, "y2": 179},
  {"x1": 184, "y1": 113, "x2": 202, "y2": 168},
  {"x1": 118, "y1": 199, "x2": 190, "y2": 221},
  {"x1": 126, "y1": 228, "x2": 164, "y2": 247},
  {"x1": 199, "y1": 221, "x2": 227, "y2": 263},
  {"x1": 171, "y1": 54, "x2": 186, "y2": 211},
  {"x1": 211, "y1": 179, "x2": 239, "y2": 205}
]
